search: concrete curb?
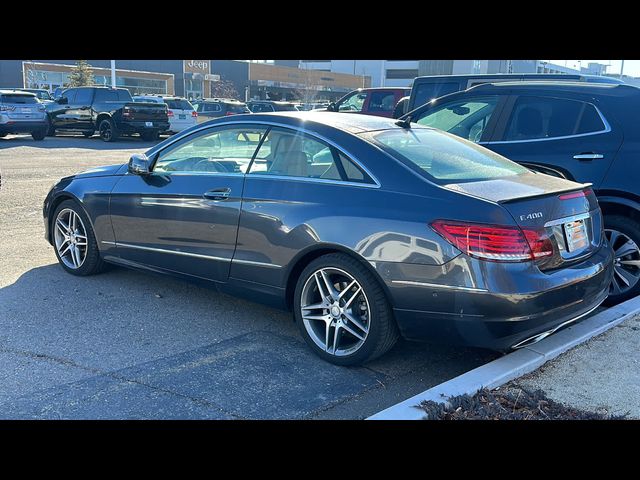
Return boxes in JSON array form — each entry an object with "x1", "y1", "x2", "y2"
[{"x1": 367, "y1": 295, "x2": 640, "y2": 420}]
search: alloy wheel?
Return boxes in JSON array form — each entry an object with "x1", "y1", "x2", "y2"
[
  {"x1": 100, "y1": 122, "x2": 112, "y2": 141},
  {"x1": 605, "y1": 228, "x2": 640, "y2": 296},
  {"x1": 300, "y1": 267, "x2": 370, "y2": 357},
  {"x1": 54, "y1": 208, "x2": 88, "y2": 269}
]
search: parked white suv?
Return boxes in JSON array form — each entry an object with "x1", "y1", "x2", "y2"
[{"x1": 133, "y1": 95, "x2": 197, "y2": 134}]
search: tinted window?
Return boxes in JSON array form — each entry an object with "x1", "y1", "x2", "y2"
[
  {"x1": 274, "y1": 103, "x2": 298, "y2": 111},
  {"x1": 1, "y1": 94, "x2": 39, "y2": 104},
  {"x1": 73, "y1": 88, "x2": 93, "y2": 104},
  {"x1": 413, "y1": 82, "x2": 461, "y2": 108},
  {"x1": 165, "y1": 99, "x2": 193, "y2": 110},
  {"x1": 416, "y1": 96, "x2": 499, "y2": 143},
  {"x1": 154, "y1": 127, "x2": 268, "y2": 174},
  {"x1": 503, "y1": 96, "x2": 605, "y2": 141},
  {"x1": 62, "y1": 89, "x2": 77, "y2": 103},
  {"x1": 368, "y1": 92, "x2": 396, "y2": 113},
  {"x1": 94, "y1": 89, "x2": 118, "y2": 102},
  {"x1": 228, "y1": 103, "x2": 250, "y2": 113},
  {"x1": 249, "y1": 127, "x2": 352, "y2": 181},
  {"x1": 117, "y1": 89, "x2": 133, "y2": 101},
  {"x1": 204, "y1": 103, "x2": 221, "y2": 113},
  {"x1": 369, "y1": 128, "x2": 528, "y2": 184}
]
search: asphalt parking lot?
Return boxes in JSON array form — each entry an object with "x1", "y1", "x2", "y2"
[{"x1": 0, "y1": 133, "x2": 499, "y2": 419}]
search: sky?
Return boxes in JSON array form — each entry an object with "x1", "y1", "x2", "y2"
[{"x1": 548, "y1": 60, "x2": 640, "y2": 77}]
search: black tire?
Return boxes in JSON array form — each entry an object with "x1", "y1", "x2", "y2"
[
  {"x1": 32, "y1": 130, "x2": 46, "y2": 141},
  {"x1": 604, "y1": 214, "x2": 640, "y2": 306},
  {"x1": 141, "y1": 130, "x2": 159, "y2": 142},
  {"x1": 98, "y1": 118, "x2": 119, "y2": 142},
  {"x1": 293, "y1": 253, "x2": 399, "y2": 366},
  {"x1": 0, "y1": 132, "x2": 7, "y2": 138},
  {"x1": 46, "y1": 117, "x2": 56, "y2": 137},
  {"x1": 82, "y1": 131, "x2": 95, "y2": 138},
  {"x1": 51, "y1": 199, "x2": 107, "y2": 276}
]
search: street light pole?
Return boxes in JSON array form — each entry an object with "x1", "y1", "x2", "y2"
[
  {"x1": 111, "y1": 60, "x2": 116, "y2": 88},
  {"x1": 620, "y1": 59, "x2": 625, "y2": 78}
]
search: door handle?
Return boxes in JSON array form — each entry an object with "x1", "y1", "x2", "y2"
[
  {"x1": 203, "y1": 188, "x2": 231, "y2": 200},
  {"x1": 573, "y1": 153, "x2": 604, "y2": 160}
]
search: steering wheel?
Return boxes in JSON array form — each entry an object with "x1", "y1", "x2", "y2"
[{"x1": 193, "y1": 158, "x2": 228, "y2": 173}]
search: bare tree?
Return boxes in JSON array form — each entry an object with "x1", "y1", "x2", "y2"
[
  {"x1": 293, "y1": 65, "x2": 322, "y2": 104},
  {"x1": 210, "y1": 78, "x2": 240, "y2": 100}
]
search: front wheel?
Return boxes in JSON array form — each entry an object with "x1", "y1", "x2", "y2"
[
  {"x1": 604, "y1": 215, "x2": 640, "y2": 306},
  {"x1": 294, "y1": 253, "x2": 399, "y2": 366},
  {"x1": 52, "y1": 200, "x2": 106, "y2": 276},
  {"x1": 141, "y1": 130, "x2": 159, "y2": 141},
  {"x1": 32, "y1": 130, "x2": 46, "y2": 141}
]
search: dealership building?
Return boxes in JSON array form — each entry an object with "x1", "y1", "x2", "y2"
[{"x1": 0, "y1": 60, "x2": 369, "y2": 102}]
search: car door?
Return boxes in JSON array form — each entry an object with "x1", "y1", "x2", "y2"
[
  {"x1": 412, "y1": 93, "x2": 507, "y2": 144},
  {"x1": 109, "y1": 124, "x2": 269, "y2": 282},
  {"x1": 68, "y1": 87, "x2": 94, "y2": 131},
  {"x1": 50, "y1": 88, "x2": 77, "y2": 129},
  {"x1": 484, "y1": 94, "x2": 623, "y2": 186}
]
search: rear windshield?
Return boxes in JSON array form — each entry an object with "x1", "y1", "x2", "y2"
[
  {"x1": 1, "y1": 94, "x2": 38, "y2": 104},
  {"x1": 94, "y1": 89, "x2": 133, "y2": 102},
  {"x1": 367, "y1": 128, "x2": 529, "y2": 184},
  {"x1": 165, "y1": 99, "x2": 193, "y2": 110},
  {"x1": 275, "y1": 103, "x2": 298, "y2": 111},
  {"x1": 228, "y1": 103, "x2": 250, "y2": 113}
]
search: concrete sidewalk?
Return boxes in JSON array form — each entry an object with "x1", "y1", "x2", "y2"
[
  {"x1": 370, "y1": 295, "x2": 640, "y2": 420},
  {"x1": 512, "y1": 312, "x2": 640, "y2": 419}
]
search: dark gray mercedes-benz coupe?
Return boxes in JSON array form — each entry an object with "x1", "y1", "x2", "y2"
[{"x1": 43, "y1": 112, "x2": 614, "y2": 365}]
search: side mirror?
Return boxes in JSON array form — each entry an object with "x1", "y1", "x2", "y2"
[
  {"x1": 128, "y1": 153, "x2": 151, "y2": 175},
  {"x1": 327, "y1": 102, "x2": 337, "y2": 112},
  {"x1": 57, "y1": 97, "x2": 68, "y2": 105}
]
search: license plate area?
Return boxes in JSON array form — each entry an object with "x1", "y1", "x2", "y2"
[
  {"x1": 178, "y1": 114, "x2": 186, "y2": 120},
  {"x1": 145, "y1": 121, "x2": 153, "y2": 127},
  {"x1": 564, "y1": 219, "x2": 589, "y2": 253}
]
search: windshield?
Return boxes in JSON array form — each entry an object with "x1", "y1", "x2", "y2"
[
  {"x1": 366, "y1": 128, "x2": 529, "y2": 184},
  {"x1": 1, "y1": 94, "x2": 39, "y2": 104}
]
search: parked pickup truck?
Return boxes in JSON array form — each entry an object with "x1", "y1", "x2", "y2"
[{"x1": 47, "y1": 86, "x2": 169, "y2": 142}]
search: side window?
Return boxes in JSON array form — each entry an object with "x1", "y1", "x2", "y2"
[
  {"x1": 247, "y1": 127, "x2": 374, "y2": 184},
  {"x1": 416, "y1": 96, "x2": 499, "y2": 143},
  {"x1": 62, "y1": 88, "x2": 77, "y2": 103},
  {"x1": 73, "y1": 88, "x2": 93, "y2": 105},
  {"x1": 204, "y1": 103, "x2": 221, "y2": 113},
  {"x1": 153, "y1": 127, "x2": 268, "y2": 174},
  {"x1": 368, "y1": 91, "x2": 396, "y2": 113},
  {"x1": 338, "y1": 92, "x2": 366, "y2": 112},
  {"x1": 503, "y1": 96, "x2": 606, "y2": 141},
  {"x1": 94, "y1": 89, "x2": 118, "y2": 102},
  {"x1": 413, "y1": 82, "x2": 461, "y2": 107}
]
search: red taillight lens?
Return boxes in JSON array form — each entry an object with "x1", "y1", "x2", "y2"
[
  {"x1": 431, "y1": 221, "x2": 553, "y2": 262},
  {"x1": 123, "y1": 107, "x2": 132, "y2": 117},
  {"x1": 167, "y1": 110, "x2": 174, "y2": 117},
  {"x1": 225, "y1": 111, "x2": 235, "y2": 116},
  {"x1": 191, "y1": 110, "x2": 197, "y2": 117},
  {"x1": 559, "y1": 190, "x2": 586, "y2": 200}
]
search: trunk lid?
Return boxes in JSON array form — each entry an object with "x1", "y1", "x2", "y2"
[
  {"x1": 123, "y1": 101, "x2": 167, "y2": 122},
  {"x1": 444, "y1": 172, "x2": 603, "y2": 269}
]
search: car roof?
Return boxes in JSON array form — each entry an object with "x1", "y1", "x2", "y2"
[
  {"x1": 0, "y1": 89, "x2": 37, "y2": 96},
  {"x1": 198, "y1": 111, "x2": 429, "y2": 134},
  {"x1": 467, "y1": 81, "x2": 639, "y2": 97}
]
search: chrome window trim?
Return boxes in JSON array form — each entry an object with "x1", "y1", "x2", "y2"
[
  {"x1": 147, "y1": 119, "x2": 382, "y2": 188},
  {"x1": 481, "y1": 102, "x2": 611, "y2": 145},
  {"x1": 246, "y1": 174, "x2": 380, "y2": 189}
]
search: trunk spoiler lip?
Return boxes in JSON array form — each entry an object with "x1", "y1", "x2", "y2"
[{"x1": 496, "y1": 182, "x2": 593, "y2": 204}]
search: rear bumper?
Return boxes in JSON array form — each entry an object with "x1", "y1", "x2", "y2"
[
  {"x1": 118, "y1": 120, "x2": 170, "y2": 134},
  {"x1": 0, "y1": 120, "x2": 48, "y2": 134},
  {"x1": 380, "y1": 244, "x2": 614, "y2": 350}
]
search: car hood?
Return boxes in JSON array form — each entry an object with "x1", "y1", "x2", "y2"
[{"x1": 73, "y1": 163, "x2": 128, "y2": 179}]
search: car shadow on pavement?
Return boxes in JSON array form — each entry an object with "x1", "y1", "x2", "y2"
[
  {"x1": 0, "y1": 263, "x2": 499, "y2": 419},
  {"x1": 0, "y1": 134, "x2": 165, "y2": 151}
]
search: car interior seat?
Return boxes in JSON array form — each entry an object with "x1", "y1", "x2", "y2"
[{"x1": 268, "y1": 134, "x2": 309, "y2": 177}]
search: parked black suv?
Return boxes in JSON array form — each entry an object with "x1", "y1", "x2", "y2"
[
  {"x1": 404, "y1": 81, "x2": 640, "y2": 304},
  {"x1": 192, "y1": 98, "x2": 250, "y2": 123},
  {"x1": 47, "y1": 87, "x2": 169, "y2": 142},
  {"x1": 406, "y1": 74, "x2": 625, "y2": 113}
]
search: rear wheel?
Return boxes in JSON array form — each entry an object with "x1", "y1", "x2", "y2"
[
  {"x1": 294, "y1": 253, "x2": 399, "y2": 366},
  {"x1": 141, "y1": 130, "x2": 159, "y2": 141},
  {"x1": 32, "y1": 130, "x2": 46, "y2": 141},
  {"x1": 98, "y1": 118, "x2": 118, "y2": 142},
  {"x1": 604, "y1": 215, "x2": 640, "y2": 305}
]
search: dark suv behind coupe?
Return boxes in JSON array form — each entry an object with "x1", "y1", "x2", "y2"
[
  {"x1": 404, "y1": 82, "x2": 640, "y2": 304},
  {"x1": 43, "y1": 112, "x2": 613, "y2": 365}
]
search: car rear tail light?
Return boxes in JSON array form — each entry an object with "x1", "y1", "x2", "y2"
[
  {"x1": 559, "y1": 190, "x2": 586, "y2": 200},
  {"x1": 192, "y1": 110, "x2": 198, "y2": 117},
  {"x1": 225, "y1": 111, "x2": 235, "y2": 116},
  {"x1": 167, "y1": 110, "x2": 174, "y2": 117},
  {"x1": 431, "y1": 220, "x2": 553, "y2": 262},
  {"x1": 123, "y1": 106, "x2": 132, "y2": 117}
]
